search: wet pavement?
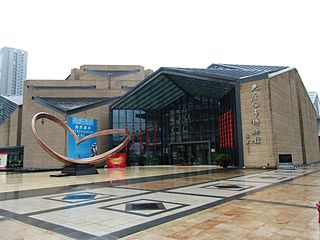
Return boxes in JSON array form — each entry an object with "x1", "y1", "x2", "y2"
[{"x1": 0, "y1": 166, "x2": 319, "y2": 240}]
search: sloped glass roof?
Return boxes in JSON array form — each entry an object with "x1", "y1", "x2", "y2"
[
  {"x1": 0, "y1": 96, "x2": 21, "y2": 125},
  {"x1": 112, "y1": 64, "x2": 289, "y2": 111},
  {"x1": 112, "y1": 70, "x2": 235, "y2": 110},
  {"x1": 1, "y1": 95, "x2": 23, "y2": 105}
]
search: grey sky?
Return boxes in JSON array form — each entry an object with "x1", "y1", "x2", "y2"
[{"x1": 1, "y1": 0, "x2": 319, "y2": 94}]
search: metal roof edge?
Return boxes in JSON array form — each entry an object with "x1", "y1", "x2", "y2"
[
  {"x1": 164, "y1": 68, "x2": 239, "y2": 83},
  {"x1": 32, "y1": 96, "x2": 67, "y2": 115},
  {"x1": 238, "y1": 73, "x2": 269, "y2": 83},
  {"x1": 1, "y1": 95, "x2": 23, "y2": 106},
  {"x1": 268, "y1": 67, "x2": 294, "y2": 78},
  {"x1": 33, "y1": 97, "x2": 118, "y2": 116},
  {"x1": 66, "y1": 97, "x2": 120, "y2": 115},
  {"x1": 238, "y1": 67, "x2": 292, "y2": 83}
]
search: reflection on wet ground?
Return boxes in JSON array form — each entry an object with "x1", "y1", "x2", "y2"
[{"x1": 0, "y1": 166, "x2": 319, "y2": 239}]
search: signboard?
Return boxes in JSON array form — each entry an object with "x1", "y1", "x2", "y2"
[
  {"x1": 0, "y1": 153, "x2": 8, "y2": 168},
  {"x1": 247, "y1": 84, "x2": 261, "y2": 145},
  {"x1": 107, "y1": 153, "x2": 126, "y2": 168},
  {"x1": 67, "y1": 116, "x2": 97, "y2": 159}
]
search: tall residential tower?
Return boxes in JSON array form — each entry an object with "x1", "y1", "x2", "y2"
[{"x1": 0, "y1": 47, "x2": 28, "y2": 96}]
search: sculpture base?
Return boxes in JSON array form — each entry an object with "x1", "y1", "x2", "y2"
[{"x1": 61, "y1": 164, "x2": 98, "y2": 176}]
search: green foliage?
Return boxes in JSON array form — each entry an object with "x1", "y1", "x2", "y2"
[{"x1": 213, "y1": 153, "x2": 231, "y2": 168}]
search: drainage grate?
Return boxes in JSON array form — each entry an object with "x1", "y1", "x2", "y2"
[
  {"x1": 125, "y1": 202, "x2": 166, "y2": 211},
  {"x1": 215, "y1": 184, "x2": 242, "y2": 189},
  {"x1": 63, "y1": 193, "x2": 97, "y2": 200}
]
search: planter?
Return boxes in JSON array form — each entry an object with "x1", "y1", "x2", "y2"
[{"x1": 214, "y1": 153, "x2": 231, "y2": 168}]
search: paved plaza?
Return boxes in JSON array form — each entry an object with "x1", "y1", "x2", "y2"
[{"x1": 0, "y1": 166, "x2": 319, "y2": 239}]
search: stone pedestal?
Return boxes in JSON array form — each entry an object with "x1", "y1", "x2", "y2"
[{"x1": 61, "y1": 164, "x2": 98, "y2": 176}]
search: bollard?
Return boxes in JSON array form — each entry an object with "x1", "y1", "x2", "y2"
[{"x1": 316, "y1": 201, "x2": 320, "y2": 223}]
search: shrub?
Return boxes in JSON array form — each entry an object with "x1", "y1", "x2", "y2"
[{"x1": 213, "y1": 153, "x2": 231, "y2": 168}]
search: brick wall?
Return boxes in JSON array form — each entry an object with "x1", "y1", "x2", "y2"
[
  {"x1": 0, "y1": 107, "x2": 21, "y2": 147},
  {"x1": 240, "y1": 69, "x2": 320, "y2": 168},
  {"x1": 240, "y1": 79, "x2": 275, "y2": 167}
]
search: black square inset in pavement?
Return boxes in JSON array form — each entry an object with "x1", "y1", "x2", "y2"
[
  {"x1": 126, "y1": 202, "x2": 166, "y2": 211},
  {"x1": 100, "y1": 199, "x2": 187, "y2": 217}
]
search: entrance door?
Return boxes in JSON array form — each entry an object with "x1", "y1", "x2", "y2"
[
  {"x1": 171, "y1": 145, "x2": 186, "y2": 165},
  {"x1": 170, "y1": 142, "x2": 209, "y2": 165},
  {"x1": 194, "y1": 143, "x2": 209, "y2": 165}
]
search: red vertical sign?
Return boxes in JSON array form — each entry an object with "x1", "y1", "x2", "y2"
[{"x1": 219, "y1": 110, "x2": 234, "y2": 149}]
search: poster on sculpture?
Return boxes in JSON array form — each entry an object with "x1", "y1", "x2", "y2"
[{"x1": 67, "y1": 116, "x2": 97, "y2": 159}]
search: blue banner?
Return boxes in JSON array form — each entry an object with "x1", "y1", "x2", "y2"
[{"x1": 67, "y1": 116, "x2": 97, "y2": 159}]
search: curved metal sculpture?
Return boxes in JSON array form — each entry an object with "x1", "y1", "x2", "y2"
[{"x1": 31, "y1": 112, "x2": 130, "y2": 165}]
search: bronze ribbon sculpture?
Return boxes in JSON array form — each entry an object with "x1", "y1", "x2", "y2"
[{"x1": 31, "y1": 112, "x2": 130, "y2": 165}]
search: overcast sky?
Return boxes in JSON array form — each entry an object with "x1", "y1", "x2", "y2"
[{"x1": 1, "y1": 0, "x2": 319, "y2": 94}]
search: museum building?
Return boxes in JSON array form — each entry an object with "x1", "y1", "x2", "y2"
[
  {"x1": 0, "y1": 65, "x2": 153, "y2": 168},
  {"x1": 111, "y1": 64, "x2": 320, "y2": 168},
  {"x1": 0, "y1": 63, "x2": 319, "y2": 169}
]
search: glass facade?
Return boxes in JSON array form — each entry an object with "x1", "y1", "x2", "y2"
[{"x1": 112, "y1": 92, "x2": 238, "y2": 166}]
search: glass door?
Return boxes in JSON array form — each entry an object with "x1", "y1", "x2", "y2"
[
  {"x1": 194, "y1": 143, "x2": 209, "y2": 165},
  {"x1": 171, "y1": 143, "x2": 209, "y2": 165},
  {"x1": 171, "y1": 145, "x2": 187, "y2": 165}
]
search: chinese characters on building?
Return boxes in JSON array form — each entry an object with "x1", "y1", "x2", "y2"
[{"x1": 247, "y1": 84, "x2": 261, "y2": 145}]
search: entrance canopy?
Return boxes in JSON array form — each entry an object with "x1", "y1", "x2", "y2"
[
  {"x1": 111, "y1": 64, "x2": 288, "y2": 111},
  {"x1": 112, "y1": 68, "x2": 237, "y2": 111}
]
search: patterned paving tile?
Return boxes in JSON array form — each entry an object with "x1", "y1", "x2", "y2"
[
  {"x1": 0, "y1": 219, "x2": 74, "y2": 240},
  {"x1": 168, "y1": 180, "x2": 270, "y2": 198},
  {"x1": 121, "y1": 199, "x2": 319, "y2": 240},
  {"x1": 101, "y1": 199, "x2": 186, "y2": 217},
  {"x1": 0, "y1": 167, "x2": 319, "y2": 239},
  {"x1": 228, "y1": 173, "x2": 295, "y2": 183},
  {"x1": 31, "y1": 191, "x2": 220, "y2": 236},
  {"x1": 0, "y1": 187, "x2": 148, "y2": 214}
]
